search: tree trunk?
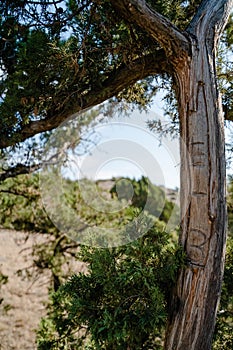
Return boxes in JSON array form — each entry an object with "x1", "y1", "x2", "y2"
[{"x1": 165, "y1": 23, "x2": 227, "y2": 350}]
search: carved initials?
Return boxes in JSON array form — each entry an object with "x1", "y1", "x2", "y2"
[
  {"x1": 191, "y1": 141, "x2": 206, "y2": 167},
  {"x1": 186, "y1": 228, "x2": 208, "y2": 265}
]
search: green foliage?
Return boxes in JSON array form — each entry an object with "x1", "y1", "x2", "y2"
[
  {"x1": 217, "y1": 15, "x2": 233, "y2": 122},
  {"x1": 36, "y1": 225, "x2": 233, "y2": 350},
  {"x1": 147, "y1": 0, "x2": 202, "y2": 28},
  {"x1": 213, "y1": 237, "x2": 233, "y2": 349},
  {"x1": 0, "y1": 173, "x2": 178, "y2": 289},
  {"x1": 0, "y1": 172, "x2": 182, "y2": 349},
  {"x1": 0, "y1": 173, "x2": 57, "y2": 232},
  {"x1": 227, "y1": 176, "x2": 233, "y2": 234},
  {"x1": 36, "y1": 177, "x2": 233, "y2": 349},
  {"x1": 0, "y1": 0, "x2": 232, "y2": 148},
  {"x1": 0, "y1": 2, "x2": 232, "y2": 347},
  {"x1": 213, "y1": 178, "x2": 233, "y2": 348},
  {"x1": 37, "y1": 223, "x2": 184, "y2": 350},
  {"x1": 1, "y1": 173, "x2": 233, "y2": 348},
  {"x1": 0, "y1": 0, "x2": 157, "y2": 144},
  {"x1": 0, "y1": 271, "x2": 8, "y2": 287},
  {"x1": 0, "y1": 269, "x2": 8, "y2": 308},
  {"x1": 110, "y1": 176, "x2": 179, "y2": 224},
  {"x1": 111, "y1": 176, "x2": 165, "y2": 216}
]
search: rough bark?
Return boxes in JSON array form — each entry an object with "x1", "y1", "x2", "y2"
[
  {"x1": 164, "y1": 1, "x2": 232, "y2": 349},
  {"x1": 165, "y1": 42, "x2": 227, "y2": 350},
  {"x1": 109, "y1": 0, "x2": 231, "y2": 348}
]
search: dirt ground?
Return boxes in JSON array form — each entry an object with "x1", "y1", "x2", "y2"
[{"x1": 0, "y1": 229, "x2": 52, "y2": 350}]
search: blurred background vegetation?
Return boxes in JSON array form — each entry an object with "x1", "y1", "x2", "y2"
[{"x1": 0, "y1": 174, "x2": 232, "y2": 349}]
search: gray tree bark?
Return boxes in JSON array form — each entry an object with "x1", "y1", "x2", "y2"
[
  {"x1": 108, "y1": 0, "x2": 232, "y2": 348},
  {"x1": 165, "y1": 1, "x2": 230, "y2": 350},
  {"x1": 164, "y1": 1, "x2": 231, "y2": 348}
]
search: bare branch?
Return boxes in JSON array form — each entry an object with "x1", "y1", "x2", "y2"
[
  {"x1": 0, "y1": 50, "x2": 172, "y2": 149},
  {"x1": 106, "y1": 0, "x2": 190, "y2": 61}
]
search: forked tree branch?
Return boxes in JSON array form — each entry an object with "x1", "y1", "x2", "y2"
[
  {"x1": 0, "y1": 50, "x2": 171, "y2": 149},
  {"x1": 106, "y1": 0, "x2": 190, "y2": 61}
]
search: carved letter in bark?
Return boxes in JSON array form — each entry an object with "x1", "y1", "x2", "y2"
[
  {"x1": 186, "y1": 228, "x2": 208, "y2": 266},
  {"x1": 185, "y1": 82, "x2": 211, "y2": 266},
  {"x1": 165, "y1": 0, "x2": 230, "y2": 346}
]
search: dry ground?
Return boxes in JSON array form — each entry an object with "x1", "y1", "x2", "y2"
[{"x1": 0, "y1": 229, "x2": 51, "y2": 350}]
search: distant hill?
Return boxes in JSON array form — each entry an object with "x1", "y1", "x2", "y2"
[{"x1": 97, "y1": 177, "x2": 179, "y2": 204}]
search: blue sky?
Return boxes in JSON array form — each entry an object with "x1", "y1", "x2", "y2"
[
  {"x1": 65, "y1": 96, "x2": 181, "y2": 190},
  {"x1": 51, "y1": 92, "x2": 233, "y2": 190}
]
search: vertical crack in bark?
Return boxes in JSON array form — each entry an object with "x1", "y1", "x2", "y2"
[
  {"x1": 164, "y1": 1, "x2": 231, "y2": 349},
  {"x1": 165, "y1": 24, "x2": 227, "y2": 348}
]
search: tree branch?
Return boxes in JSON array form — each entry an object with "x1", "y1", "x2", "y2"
[
  {"x1": 0, "y1": 163, "x2": 41, "y2": 182},
  {"x1": 106, "y1": 0, "x2": 190, "y2": 62},
  {"x1": 223, "y1": 105, "x2": 233, "y2": 122},
  {"x1": 0, "y1": 50, "x2": 172, "y2": 149},
  {"x1": 187, "y1": 0, "x2": 233, "y2": 40}
]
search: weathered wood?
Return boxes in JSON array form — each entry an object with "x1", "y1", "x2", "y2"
[
  {"x1": 164, "y1": 0, "x2": 231, "y2": 347},
  {"x1": 107, "y1": 0, "x2": 190, "y2": 61},
  {"x1": 165, "y1": 47, "x2": 227, "y2": 350}
]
